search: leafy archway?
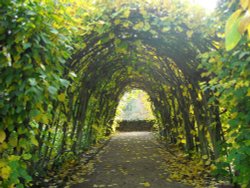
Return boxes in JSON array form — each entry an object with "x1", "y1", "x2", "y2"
[{"x1": 64, "y1": 1, "x2": 221, "y2": 159}]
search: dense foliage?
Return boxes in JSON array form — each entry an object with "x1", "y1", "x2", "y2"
[
  {"x1": 200, "y1": 0, "x2": 250, "y2": 186},
  {"x1": 0, "y1": 1, "x2": 76, "y2": 187},
  {"x1": 0, "y1": 0, "x2": 249, "y2": 187}
]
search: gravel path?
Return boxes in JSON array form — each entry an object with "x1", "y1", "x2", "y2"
[{"x1": 71, "y1": 132, "x2": 192, "y2": 188}]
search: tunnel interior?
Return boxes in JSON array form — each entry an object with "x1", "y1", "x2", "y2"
[{"x1": 65, "y1": 1, "x2": 222, "y2": 160}]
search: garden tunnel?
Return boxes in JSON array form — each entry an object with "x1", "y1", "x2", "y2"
[{"x1": 63, "y1": 3, "x2": 223, "y2": 162}]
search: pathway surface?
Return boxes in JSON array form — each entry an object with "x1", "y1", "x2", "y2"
[{"x1": 71, "y1": 132, "x2": 191, "y2": 188}]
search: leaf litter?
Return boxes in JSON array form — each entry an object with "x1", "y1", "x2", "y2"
[{"x1": 36, "y1": 132, "x2": 227, "y2": 188}]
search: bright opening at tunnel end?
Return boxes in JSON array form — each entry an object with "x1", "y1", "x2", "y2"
[
  {"x1": 190, "y1": 0, "x2": 219, "y2": 12},
  {"x1": 114, "y1": 89, "x2": 156, "y2": 122}
]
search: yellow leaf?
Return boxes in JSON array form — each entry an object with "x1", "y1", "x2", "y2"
[
  {"x1": 166, "y1": 178, "x2": 173, "y2": 182},
  {"x1": 210, "y1": 164, "x2": 217, "y2": 171},
  {"x1": 205, "y1": 160, "x2": 211, "y2": 166},
  {"x1": 8, "y1": 155, "x2": 20, "y2": 161},
  {"x1": 212, "y1": 40, "x2": 221, "y2": 49},
  {"x1": 9, "y1": 184, "x2": 15, "y2": 188},
  {"x1": 58, "y1": 93, "x2": 66, "y2": 102},
  {"x1": 247, "y1": 24, "x2": 250, "y2": 39},
  {"x1": 82, "y1": 43, "x2": 87, "y2": 49},
  {"x1": 186, "y1": 30, "x2": 193, "y2": 38},
  {"x1": 0, "y1": 142, "x2": 8, "y2": 152},
  {"x1": 41, "y1": 115, "x2": 49, "y2": 124},
  {"x1": 140, "y1": 182, "x2": 151, "y2": 187},
  {"x1": 240, "y1": 0, "x2": 249, "y2": 9},
  {"x1": 0, "y1": 160, "x2": 6, "y2": 168},
  {"x1": 191, "y1": 130, "x2": 196, "y2": 135},
  {"x1": 114, "y1": 19, "x2": 121, "y2": 25},
  {"x1": 123, "y1": 22, "x2": 130, "y2": 28},
  {"x1": 231, "y1": 112, "x2": 238, "y2": 119},
  {"x1": 202, "y1": 155, "x2": 209, "y2": 160},
  {"x1": 139, "y1": 7, "x2": 147, "y2": 16},
  {"x1": 0, "y1": 166, "x2": 11, "y2": 180},
  {"x1": 249, "y1": 0, "x2": 250, "y2": 12},
  {"x1": 181, "y1": 139, "x2": 186, "y2": 144},
  {"x1": 239, "y1": 15, "x2": 250, "y2": 34},
  {"x1": 123, "y1": 9, "x2": 130, "y2": 18},
  {"x1": 133, "y1": 22, "x2": 144, "y2": 30},
  {"x1": 225, "y1": 10, "x2": 243, "y2": 51},
  {"x1": 245, "y1": 89, "x2": 250, "y2": 97},
  {"x1": 34, "y1": 113, "x2": 43, "y2": 122},
  {"x1": 0, "y1": 130, "x2": 6, "y2": 143},
  {"x1": 162, "y1": 27, "x2": 170, "y2": 32},
  {"x1": 92, "y1": 124, "x2": 99, "y2": 131},
  {"x1": 188, "y1": 84, "x2": 193, "y2": 89},
  {"x1": 109, "y1": 32, "x2": 115, "y2": 39}
]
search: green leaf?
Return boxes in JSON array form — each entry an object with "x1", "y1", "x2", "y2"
[
  {"x1": 29, "y1": 78, "x2": 37, "y2": 86},
  {"x1": 23, "y1": 43, "x2": 31, "y2": 50},
  {"x1": 22, "y1": 154, "x2": 32, "y2": 160},
  {"x1": 31, "y1": 136, "x2": 39, "y2": 146},
  {"x1": 17, "y1": 127, "x2": 27, "y2": 135},
  {"x1": 59, "y1": 79, "x2": 70, "y2": 88},
  {"x1": 19, "y1": 138, "x2": 28, "y2": 149},
  {"x1": 16, "y1": 184, "x2": 25, "y2": 188},
  {"x1": 9, "y1": 133, "x2": 18, "y2": 147},
  {"x1": 69, "y1": 71, "x2": 77, "y2": 78},
  {"x1": 30, "y1": 109, "x2": 40, "y2": 118},
  {"x1": 50, "y1": 28, "x2": 59, "y2": 35},
  {"x1": 48, "y1": 86, "x2": 58, "y2": 95}
]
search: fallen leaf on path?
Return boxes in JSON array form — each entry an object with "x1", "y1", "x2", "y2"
[{"x1": 140, "y1": 182, "x2": 151, "y2": 187}]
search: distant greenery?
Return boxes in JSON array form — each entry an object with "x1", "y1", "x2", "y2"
[{"x1": 114, "y1": 89, "x2": 155, "y2": 121}]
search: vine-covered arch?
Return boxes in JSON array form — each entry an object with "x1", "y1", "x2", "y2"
[{"x1": 64, "y1": 2, "x2": 222, "y2": 161}]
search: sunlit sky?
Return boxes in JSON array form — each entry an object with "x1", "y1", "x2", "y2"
[{"x1": 190, "y1": 0, "x2": 219, "y2": 12}]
